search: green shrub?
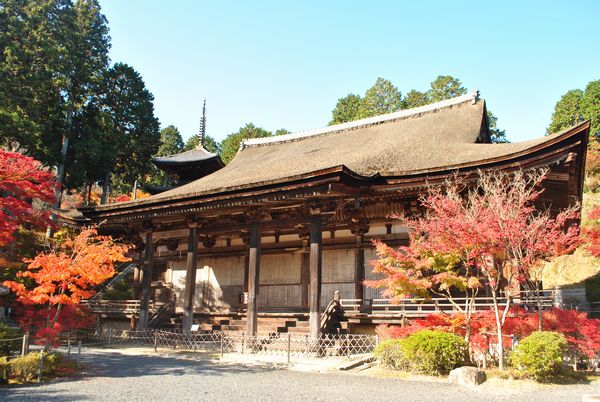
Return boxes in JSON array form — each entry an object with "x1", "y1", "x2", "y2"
[
  {"x1": 374, "y1": 339, "x2": 405, "y2": 370},
  {"x1": 0, "y1": 322, "x2": 21, "y2": 357},
  {"x1": 0, "y1": 356, "x2": 9, "y2": 383},
  {"x1": 509, "y1": 331, "x2": 567, "y2": 382},
  {"x1": 9, "y1": 351, "x2": 62, "y2": 382},
  {"x1": 374, "y1": 330, "x2": 468, "y2": 375}
]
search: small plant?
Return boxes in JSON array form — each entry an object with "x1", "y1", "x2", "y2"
[
  {"x1": 509, "y1": 331, "x2": 567, "y2": 382},
  {"x1": 374, "y1": 330, "x2": 468, "y2": 375}
]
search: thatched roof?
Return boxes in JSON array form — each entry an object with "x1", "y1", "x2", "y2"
[{"x1": 87, "y1": 91, "x2": 587, "y2": 212}]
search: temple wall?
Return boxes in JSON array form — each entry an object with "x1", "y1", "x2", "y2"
[
  {"x1": 363, "y1": 248, "x2": 386, "y2": 301},
  {"x1": 168, "y1": 255, "x2": 245, "y2": 312},
  {"x1": 258, "y1": 254, "x2": 301, "y2": 307},
  {"x1": 162, "y1": 221, "x2": 406, "y2": 311},
  {"x1": 321, "y1": 249, "x2": 355, "y2": 306}
]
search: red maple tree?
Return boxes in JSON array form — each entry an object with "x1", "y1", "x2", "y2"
[
  {"x1": 3, "y1": 227, "x2": 132, "y2": 347},
  {"x1": 0, "y1": 149, "x2": 56, "y2": 247},
  {"x1": 367, "y1": 168, "x2": 580, "y2": 370},
  {"x1": 376, "y1": 307, "x2": 600, "y2": 364},
  {"x1": 585, "y1": 205, "x2": 600, "y2": 257}
]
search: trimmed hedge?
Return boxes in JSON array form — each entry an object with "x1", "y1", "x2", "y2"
[
  {"x1": 509, "y1": 331, "x2": 567, "y2": 382},
  {"x1": 374, "y1": 330, "x2": 468, "y2": 375},
  {"x1": 8, "y1": 352, "x2": 61, "y2": 382}
]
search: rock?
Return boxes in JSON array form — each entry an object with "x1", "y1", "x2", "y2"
[{"x1": 448, "y1": 366, "x2": 487, "y2": 386}]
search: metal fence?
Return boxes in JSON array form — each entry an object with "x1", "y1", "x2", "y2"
[{"x1": 84, "y1": 328, "x2": 377, "y2": 362}]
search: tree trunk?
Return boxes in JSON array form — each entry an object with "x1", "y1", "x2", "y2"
[
  {"x1": 101, "y1": 171, "x2": 110, "y2": 205},
  {"x1": 491, "y1": 289, "x2": 505, "y2": 370},
  {"x1": 46, "y1": 101, "x2": 74, "y2": 238},
  {"x1": 535, "y1": 288, "x2": 543, "y2": 331},
  {"x1": 87, "y1": 182, "x2": 92, "y2": 206}
]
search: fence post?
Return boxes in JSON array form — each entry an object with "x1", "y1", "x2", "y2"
[
  {"x1": 21, "y1": 334, "x2": 28, "y2": 356},
  {"x1": 346, "y1": 334, "x2": 350, "y2": 358},
  {"x1": 287, "y1": 333, "x2": 291, "y2": 364},
  {"x1": 67, "y1": 337, "x2": 71, "y2": 358},
  {"x1": 220, "y1": 332, "x2": 224, "y2": 357},
  {"x1": 241, "y1": 332, "x2": 245, "y2": 355},
  {"x1": 154, "y1": 331, "x2": 158, "y2": 352},
  {"x1": 38, "y1": 351, "x2": 43, "y2": 382},
  {"x1": 77, "y1": 341, "x2": 82, "y2": 368},
  {"x1": 375, "y1": 335, "x2": 379, "y2": 347},
  {"x1": 108, "y1": 325, "x2": 112, "y2": 348}
]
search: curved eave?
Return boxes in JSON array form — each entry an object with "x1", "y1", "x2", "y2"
[{"x1": 153, "y1": 154, "x2": 224, "y2": 168}]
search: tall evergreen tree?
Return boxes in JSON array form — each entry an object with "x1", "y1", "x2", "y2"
[
  {"x1": 0, "y1": 0, "x2": 72, "y2": 164},
  {"x1": 329, "y1": 94, "x2": 362, "y2": 125},
  {"x1": 99, "y1": 63, "x2": 160, "y2": 196},
  {"x1": 220, "y1": 123, "x2": 271, "y2": 164},
  {"x1": 183, "y1": 134, "x2": 221, "y2": 155},
  {"x1": 403, "y1": 89, "x2": 429, "y2": 109},
  {"x1": 157, "y1": 125, "x2": 184, "y2": 156},
  {"x1": 547, "y1": 89, "x2": 584, "y2": 135},
  {"x1": 427, "y1": 75, "x2": 467, "y2": 102},
  {"x1": 356, "y1": 78, "x2": 402, "y2": 119}
]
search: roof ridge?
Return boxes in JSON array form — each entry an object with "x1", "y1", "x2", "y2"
[{"x1": 241, "y1": 90, "x2": 480, "y2": 149}]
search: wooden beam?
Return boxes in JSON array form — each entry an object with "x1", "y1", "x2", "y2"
[
  {"x1": 246, "y1": 223, "x2": 261, "y2": 336},
  {"x1": 138, "y1": 230, "x2": 154, "y2": 329},
  {"x1": 309, "y1": 215, "x2": 322, "y2": 339},
  {"x1": 181, "y1": 222, "x2": 198, "y2": 332}
]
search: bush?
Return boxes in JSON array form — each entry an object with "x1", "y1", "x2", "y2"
[
  {"x1": 9, "y1": 351, "x2": 61, "y2": 382},
  {"x1": 0, "y1": 356, "x2": 9, "y2": 383},
  {"x1": 374, "y1": 339, "x2": 405, "y2": 370},
  {"x1": 509, "y1": 331, "x2": 567, "y2": 382},
  {"x1": 375, "y1": 330, "x2": 468, "y2": 375},
  {"x1": 0, "y1": 322, "x2": 21, "y2": 357}
]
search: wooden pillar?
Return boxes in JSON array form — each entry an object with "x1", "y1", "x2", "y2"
[
  {"x1": 309, "y1": 215, "x2": 322, "y2": 339},
  {"x1": 300, "y1": 252, "x2": 310, "y2": 309},
  {"x1": 182, "y1": 222, "x2": 198, "y2": 332},
  {"x1": 246, "y1": 223, "x2": 261, "y2": 336},
  {"x1": 351, "y1": 222, "x2": 369, "y2": 302},
  {"x1": 138, "y1": 229, "x2": 154, "y2": 329},
  {"x1": 299, "y1": 226, "x2": 310, "y2": 310},
  {"x1": 355, "y1": 237, "x2": 365, "y2": 301}
]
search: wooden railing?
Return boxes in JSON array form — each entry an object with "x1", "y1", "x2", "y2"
[
  {"x1": 81, "y1": 299, "x2": 165, "y2": 315},
  {"x1": 340, "y1": 290, "x2": 556, "y2": 316}
]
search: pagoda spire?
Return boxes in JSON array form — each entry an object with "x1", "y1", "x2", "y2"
[{"x1": 198, "y1": 99, "x2": 207, "y2": 148}]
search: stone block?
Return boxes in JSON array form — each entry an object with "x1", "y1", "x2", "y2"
[{"x1": 448, "y1": 366, "x2": 486, "y2": 386}]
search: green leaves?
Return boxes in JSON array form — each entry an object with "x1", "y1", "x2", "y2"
[
  {"x1": 328, "y1": 75, "x2": 508, "y2": 143},
  {"x1": 220, "y1": 123, "x2": 272, "y2": 164},
  {"x1": 157, "y1": 125, "x2": 184, "y2": 157},
  {"x1": 356, "y1": 78, "x2": 402, "y2": 119}
]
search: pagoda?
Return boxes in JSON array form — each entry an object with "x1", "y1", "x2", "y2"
[{"x1": 148, "y1": 101, "x2": 224, "y2": 194}]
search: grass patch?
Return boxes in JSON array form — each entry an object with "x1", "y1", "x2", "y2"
[{"x1": 486, "y1": 367, "x2": 599, "y2": 385}]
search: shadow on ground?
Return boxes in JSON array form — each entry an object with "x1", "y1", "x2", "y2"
[{"x1": 0, "y1": 349, "x2": 276, "y2": 401}]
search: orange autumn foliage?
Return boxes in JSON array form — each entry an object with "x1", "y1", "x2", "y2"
[{"x1": 3, "y1": 227, "x2": 132, "y2": 345}]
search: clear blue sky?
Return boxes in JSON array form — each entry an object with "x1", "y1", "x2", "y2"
[{"x1": 100, "y1": 0, "x2": 599, "y2": 143}]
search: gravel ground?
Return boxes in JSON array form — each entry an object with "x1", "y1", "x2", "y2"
[{"x1": 0, "y1": 348, "x2": 598, "y2": 402}]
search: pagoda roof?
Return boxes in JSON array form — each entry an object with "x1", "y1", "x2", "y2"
[
  {"x1": 152, "y1": 146, "x2": 222, "y2": 165},
  {"x1": 70, "y1": 91, "x2": 589, "y2": 217}
]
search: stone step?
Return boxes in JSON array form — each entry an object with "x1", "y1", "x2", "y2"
[
  {"x1": 286, "y1": 327, "x2": 310, "y2": 334},
  {"x1": 220, "y1": 324, "x2": 245, "y2": 331}
]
